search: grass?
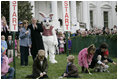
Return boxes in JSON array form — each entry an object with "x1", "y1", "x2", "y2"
[{"x1": 10, "y1": 54, "x2": 117, "y2": 79}]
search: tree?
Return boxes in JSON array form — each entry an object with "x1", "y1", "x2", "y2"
[
  {"x1": 18, "y1": 1, "x2": 33, "y2": 23},
  {"x1": 1, "y1": 1, "x2": 33, "y2": 25},
  {"x1": 1, "y1": 1, "x2": 9, "y2": 25}
]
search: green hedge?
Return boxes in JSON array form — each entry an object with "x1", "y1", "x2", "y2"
[{"x1": 71, "y1": 35, "x2": 117, "y2": 57}]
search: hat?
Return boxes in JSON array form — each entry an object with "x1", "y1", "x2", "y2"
[
  {"x1": 1, "y1": 47, "x2": 6, "y2": 55},
  {"x1": 18, "y1": 22, "x2": 23, "y2": 24},
  {"x1": 103, "y1": 50, "x2": 109, "y2": 56}
]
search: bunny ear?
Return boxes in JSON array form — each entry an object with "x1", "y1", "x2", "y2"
[
  {"x1": 49, "y1": 13, "x2": 54, "y2": 18},
  {"x1": 39, "y1": 12, "x2": 46, "y2": 18}
]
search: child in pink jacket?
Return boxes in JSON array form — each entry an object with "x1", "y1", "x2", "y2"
[
  {"x1": 78, "y1": 44, "x2": 96, "y2": 74},
  {"x1": 1, "y1": 47, "x2": 14, "y2": 79}
]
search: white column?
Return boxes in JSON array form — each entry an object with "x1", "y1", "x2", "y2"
[
  {"x1": 51, "y1": 1, "x2": 59, "y2": 29},
  {"x1": 70, "y1": 1, "x2": 79, "y2": 33},
  {"x1": 97, "y1": 2, "x2": 103, "y2": 29},
  {"x1": 30, "y1": 1, "x2": 35, "y2": 17},
  {"x1": 71, "y1": 1, "x2": 77, "y2": 26},
  {"x1": 71, "y1": 1, "x2": 79, "y2": 33},
  {"x1": 82, "y1": 1, "x2": 90, "y2": 30}
]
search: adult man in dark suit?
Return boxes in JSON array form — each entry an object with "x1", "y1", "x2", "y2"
[{"x1": 28, "y1": 17, "x2": 44, "y2": 60}]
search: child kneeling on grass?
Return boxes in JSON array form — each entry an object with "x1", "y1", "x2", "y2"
[
  {"x1": 78, "y1": 44, "x2": 96, "y2": 75},
  {"x1": 95, "y1": 49, "x2": 116, "y2": 72},
  {"x1": 1, "y1": 47, "x2": 14, "y2": 79},
  {"x1": 59, "y1": 55, "x2": 80, "y2": 78},
  {"x1": 26, "y1": 50, "x2": 48, "y2": 79}
]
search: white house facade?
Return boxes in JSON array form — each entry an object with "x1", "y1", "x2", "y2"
[{"x1": 30, "y1": 1, "x2": 117, "y2": 32}]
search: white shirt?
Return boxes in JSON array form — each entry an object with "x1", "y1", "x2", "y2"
[
  {"x1": 32, "y1": 24, "x2": 37, "y2": 30},
  {"x1": 40, "y1": 61, "x2": 43, "y2": 66}
]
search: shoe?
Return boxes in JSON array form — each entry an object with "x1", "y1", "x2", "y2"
[
  {"x1": 50, "y1": 60, "x2": 58, "y2": 64},
  {"x1": 58, "y1": 76, "x2": 63, "y2": 79}
]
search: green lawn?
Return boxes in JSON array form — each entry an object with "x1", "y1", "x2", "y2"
[{"x1": 10, "y1": 54, "x2": 117, "y2": 79}]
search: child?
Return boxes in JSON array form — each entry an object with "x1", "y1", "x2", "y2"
[
  {"x1": 102, "y1": 49, "x2": 116, "y2": 65},
  {"x1": 26, "y1": 50, "x2": 48, "y2": 79},
  {"x1": 1, "y1": 35, "x2": 7, "y2": 63},
  {"x1": 1, "y1": 35, "x2": 7, "y2": 50},
  {"x1": 95, "y1": 49, "x2": 116, "y2": 72},
  {"x1": 59, "y1": 55, "x2": 79, "y2": 78},
  {"x1": 68, "y1": 37, "x2": 72, "y2": 54},
  {"x1": 7, "y1": 35, "x2": 13, "y2": 58},
  {"x1": 1, "y1": 46, "x2": 14, "y2": 79},
  {"x1": 59, "y1": 37, "x2": 65, "y2": 54},
  {"x1": 78, "y1": 44, "x2": 96, "y2": 74},
  {"x1": 1, "y1": 47, "x2": 6, "y2": 65}
]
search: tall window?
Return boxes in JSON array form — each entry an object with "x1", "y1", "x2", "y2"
[
  {"x1": 104, "y1": 11, "x2": 108, "y2": 28},
  {"x1": 90, "y1": 10, "x2": 93, "y2": 28}
]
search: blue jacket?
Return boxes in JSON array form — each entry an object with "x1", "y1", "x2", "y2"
[
  {"x1": 19, "y1": 27, "x2": 31, "y2": 47},
  {"x1": 1, "y1": 40, "x2": 7, "y2": 50},
  {"x1": 1, "y1": 40, "x2": 7, "y2": 65}
]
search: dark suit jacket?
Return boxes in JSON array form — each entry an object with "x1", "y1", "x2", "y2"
[
  {"x1": 7, "y1": 40, "x2": 13, "y2": 49},
  {"x1": 32, "y1": 57, "x2": 48, "y2": 78},
  {"x1": 28, "y1": 23, "x2": 44, "y2": 56},
  {"x1": 89, "y1": 48, "x2": 104, "y2": 68}
]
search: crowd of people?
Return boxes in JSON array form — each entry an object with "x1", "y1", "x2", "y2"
[
  {"x1": 1, "y1": 16, "x2": 117, "y2": 79},
  {"x1": 71, "y1": 25, "x2": 117, "y2": 37}
]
